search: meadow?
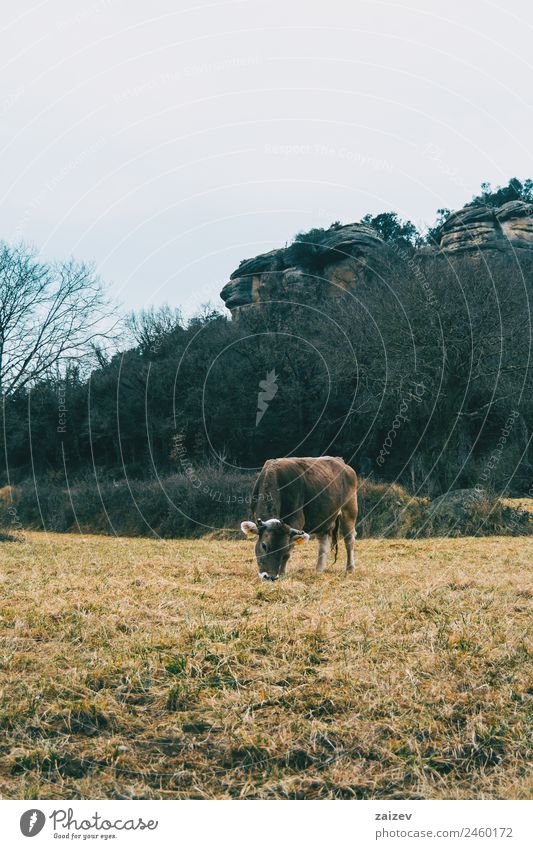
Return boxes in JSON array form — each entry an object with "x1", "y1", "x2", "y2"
[{"x1": 0, "y1": 532, "x2": 531, "y2": 800}]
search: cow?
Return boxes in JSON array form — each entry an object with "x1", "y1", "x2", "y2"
[{"x1": 240, "y1": 456, "x2": 358, "y2": 580}]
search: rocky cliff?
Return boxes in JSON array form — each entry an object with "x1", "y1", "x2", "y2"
[
  {"x1": 437, "y1": 200, "x2": 533, "y2": 253},
  {"x1": 220, "y1": 223, "x2": 391, "y2": 313},
  {"x1": 220, "y1": 200, "x2": 533, "y2": 314}
]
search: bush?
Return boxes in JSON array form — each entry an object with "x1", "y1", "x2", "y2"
[
  {"x1": 357, "y1": 480, "x2": 428, "y2": 538},
  {"x1": 425, "y1": 489, "x2": 532, "y2": 537},
  {"x1": 1, "y1": 474, "x2": 530, "y2": 540},
  {"x1": 284, "y1": 222, "x2": 343, "y2": 273},
  {"x1": 0, "y1": 469, "x2": 255, "y2": 538}
]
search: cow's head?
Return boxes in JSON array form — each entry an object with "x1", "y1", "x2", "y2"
[{"x1": 240, "y1": 518, "x2": 309, "y2": 580}]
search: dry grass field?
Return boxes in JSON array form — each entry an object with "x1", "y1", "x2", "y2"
[{"x1": 0, "y1": 531, "x2": 531, "y2": 800}]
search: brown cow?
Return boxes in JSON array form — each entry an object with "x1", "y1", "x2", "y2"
[{"x1": 241, "y1": 456, "x2": 358, "y2": 580}]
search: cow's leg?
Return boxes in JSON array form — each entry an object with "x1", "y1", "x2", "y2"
[
  {"x1": 316, "y1": 534, "x2": 332, "y2": 573},
  {"x1": 341, "y1": 508, "x2": 357, "y2": 574}
]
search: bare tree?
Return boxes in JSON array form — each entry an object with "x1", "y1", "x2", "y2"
[
  {"x1": 0, "y1": 243, "x2": 114, "y2": 395},
  {"x1": 126, "y1": 303, "x2": 183, "y2": 354}
]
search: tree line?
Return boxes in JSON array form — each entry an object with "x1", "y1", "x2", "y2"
[{"x1": 1, "y1": 179, "x2": 532, "y2": 505}]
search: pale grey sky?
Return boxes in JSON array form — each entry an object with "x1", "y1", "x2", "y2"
[{"x1": 1, "y1": 0, "x2": 532, "y2": 316}]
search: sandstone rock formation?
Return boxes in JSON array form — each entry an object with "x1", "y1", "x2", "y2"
[
  {"x1": 220, "y1": 201, "x2": 533, "y2": 314},
  {"x1": 437, "y1": 200, "x2": 533, "y2": 253},
  {"x1": 220, "y1": 223, "x2": 389, "y2": 313}
]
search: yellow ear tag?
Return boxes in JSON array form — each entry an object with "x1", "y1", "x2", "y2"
[
  {"x1": 295, "y1": 536, "x2": 306, "y2": 545},
  {"x1": 247, "y1": 532, "x2": 256, "y2": 540}
]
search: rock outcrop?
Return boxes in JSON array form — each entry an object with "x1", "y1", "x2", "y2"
[
  {"x1": 220, "y1": 201, "x2": 533, "y2": 314},
  {"x1": 220, "y1": 223, "x2": 389, "y2": 313},
  {"x1": 437, "y1": 200, "x2": 533, "y2": 253}
]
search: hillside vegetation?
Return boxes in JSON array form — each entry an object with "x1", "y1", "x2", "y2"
[
  {"x1": 2, "y1": 179, "x2": 533, "y2": 504},
  {"x1": 1, "y1": 477, "x2": 531, "y2": 539}
]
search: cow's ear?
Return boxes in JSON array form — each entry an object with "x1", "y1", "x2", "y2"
[
  {"x1": 290, "y1": 528, "x2": 310, "y2": 545},
  {"x1": 241, "y1": 520, "x2": 259, "y2": 540}
]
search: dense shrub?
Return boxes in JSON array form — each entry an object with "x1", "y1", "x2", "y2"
[
  {"x1": 1, "y1": 473, "x2": 529, "y2": 539},
  {"x1": 284, "y1": 222, "x2": 344, "y2": 272},
  {"x1": 0, "y1": 470, "x2": 254, "y2": 538},
  {"x1": 425, "y1": 489, "x2": 531, "y2": 537},
  {"x1": 357, "y1": 481, "x2": 428, "y2": 538}
]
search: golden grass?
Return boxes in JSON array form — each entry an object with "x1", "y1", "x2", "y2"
[
  {"x1": 0, "y1": 532, "x2": 531, "y2": 800},
  {"x1": 503, "y1": 497, "x2": 533, "y2": 515}
]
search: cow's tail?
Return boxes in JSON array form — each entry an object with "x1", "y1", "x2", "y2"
[{"x1": 332, "y1": 513, "x2": 341, "y2": 563}]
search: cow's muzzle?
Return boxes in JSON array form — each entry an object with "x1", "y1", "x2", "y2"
[{"x1": 259, "y1": 572, "x2": 279, "y2": 582}]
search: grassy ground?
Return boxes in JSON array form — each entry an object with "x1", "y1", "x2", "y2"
[
  {"x1": 0, "y1": 532, "x2": 531, "y2": 800},
  {"x1": 503, "y1": 497, "x2": 533, "y2": 514}
]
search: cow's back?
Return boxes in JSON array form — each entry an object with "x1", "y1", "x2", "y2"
[{"x1": 252, "y1": 456, "x2": 357, "y2": 534}]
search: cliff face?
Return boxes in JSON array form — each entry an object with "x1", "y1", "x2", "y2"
[
  {"x1": 437, "y1": 200, "x2": 533, "y2": 253},
  {"x1": 220, "y1": 201, "x2": 533, "y2": 314},
  {"x1": 220, "y1": 223, "x2": 390, "y2": 313}
]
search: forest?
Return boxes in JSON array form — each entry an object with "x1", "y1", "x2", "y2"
[{"x1": 1, "y1": 179, "x2": 532, "y2": 536}]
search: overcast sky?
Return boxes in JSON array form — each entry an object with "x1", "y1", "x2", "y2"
[{"x1": 1, "y1": 0, "x2": 532, "y2": 316}]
